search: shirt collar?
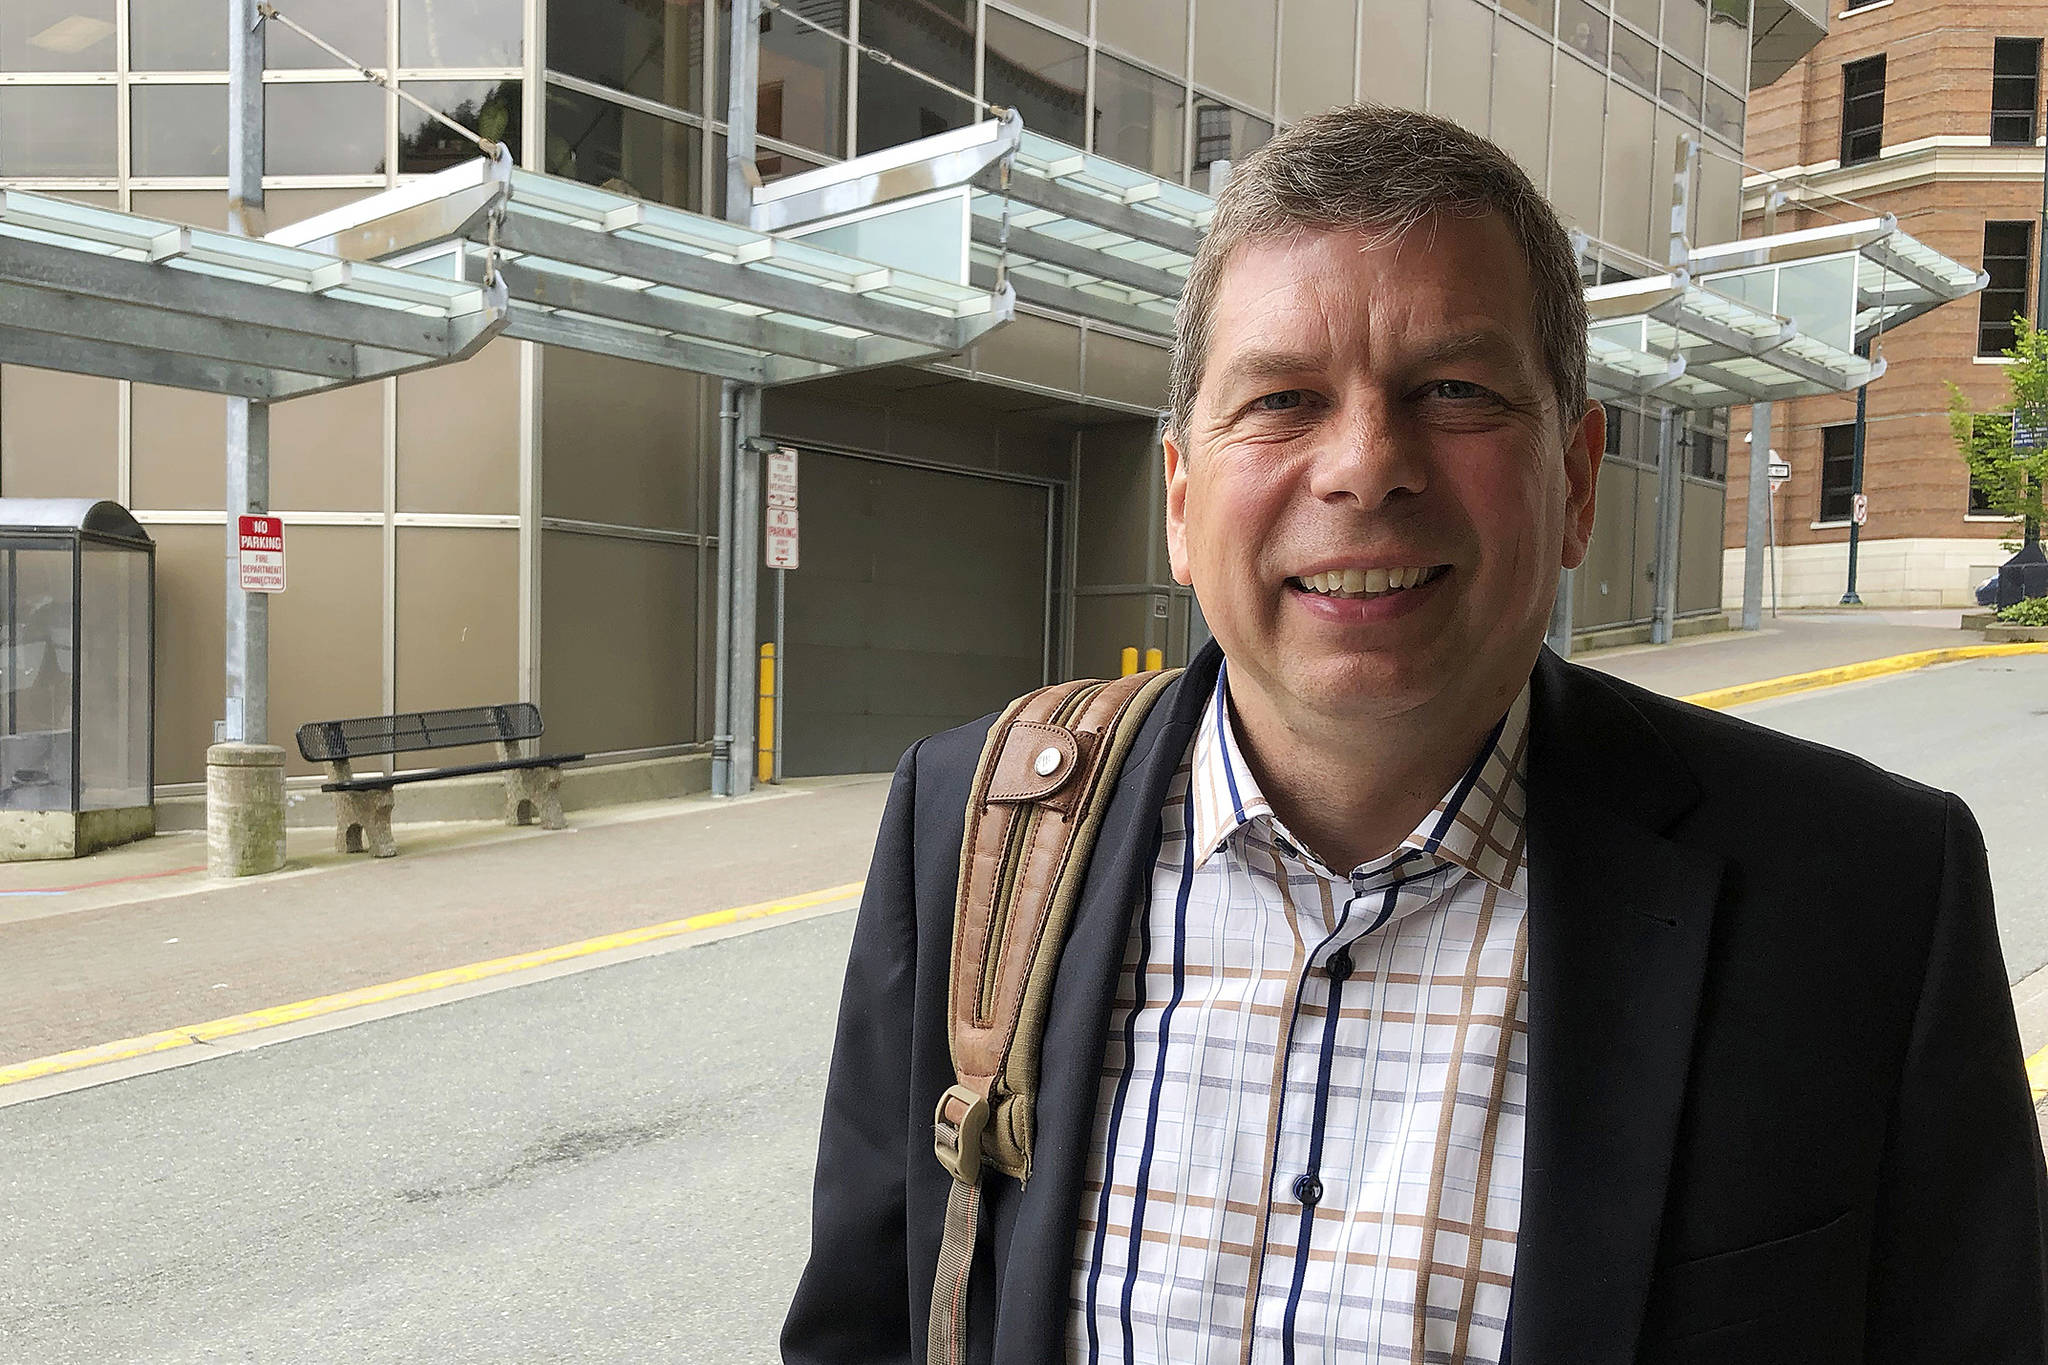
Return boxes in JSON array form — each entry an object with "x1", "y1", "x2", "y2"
[{"x1": 1187, "y1": 661, "x2": 1531, "y2": 897}]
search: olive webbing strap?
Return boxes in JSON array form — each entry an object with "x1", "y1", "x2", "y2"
[{"x1": 927, "y1": 668, "x2": 1182, "y2": 1365}]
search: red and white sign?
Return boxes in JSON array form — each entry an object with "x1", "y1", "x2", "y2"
[
  {"x1": 767, "y1": 447, "x2": 799, "y2": 510},
  {"x1": 237, "y1": 514, "x2": 286, "y2": 593},
  {"x1": 765, "y1": 506, "x2": 799, "y2": 569},
  {"x1": 1851, "y1": 493, "x2": 1869, "y2": 527}
]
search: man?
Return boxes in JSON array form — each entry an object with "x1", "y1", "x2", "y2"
[{"x1": 783, "y1": 104, "x2": 2048, "y2": 1363}]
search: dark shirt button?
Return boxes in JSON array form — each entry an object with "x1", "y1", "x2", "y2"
[
  {"x1": 1326, "y1": 949, "x2": 1353, "y2": 982},
  {"x1": 1293, "y1": 1173, "x2": 1323, "y2": 1206}
]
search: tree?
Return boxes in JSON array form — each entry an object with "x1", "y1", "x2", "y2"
[{"x1": 1948, "y1": 315, "x2": 2048, "y2": 546}]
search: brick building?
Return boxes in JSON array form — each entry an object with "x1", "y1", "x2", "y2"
[{"x1": 1727, "y1": 0, "x2": 2045, "y2": 607}]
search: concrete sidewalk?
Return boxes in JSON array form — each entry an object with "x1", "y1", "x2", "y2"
[{"x1": 1577, "y1": 609, "x2": 1980, "y2": 699}]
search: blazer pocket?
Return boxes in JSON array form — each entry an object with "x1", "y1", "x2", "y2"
[{"x1": 1639, "y1": 1208, "x2": 1863, "y2": 1353}]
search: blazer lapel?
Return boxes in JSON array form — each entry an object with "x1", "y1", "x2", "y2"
[
  {"x1": 991, "y1": 641, "x2": 1223, "y2": 1365},
  {"x1": 1510, "y1": 650, "x2": 1727, "y2": 1363}
]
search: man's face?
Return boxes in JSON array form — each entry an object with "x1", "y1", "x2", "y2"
[{"x1": 1165, "y1": 214, "x2": 1603, "y2": 732}]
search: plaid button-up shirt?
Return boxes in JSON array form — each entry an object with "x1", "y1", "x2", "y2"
[{"x1": 1068, "y1": 665, "x2": 1532, "y2": 1365}]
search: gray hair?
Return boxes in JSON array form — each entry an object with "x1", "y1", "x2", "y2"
[{"x1": 1167, "y1": 104, "x2": 1588, "y2": 445}]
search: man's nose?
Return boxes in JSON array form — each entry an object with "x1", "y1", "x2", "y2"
[{"x1": 1304, "y1": 399, "x2": 1428, "y2": 508}]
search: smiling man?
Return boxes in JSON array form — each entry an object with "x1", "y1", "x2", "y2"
[{"x1": 783, "y1": 106, "x2": 2048, "y2": 1364}]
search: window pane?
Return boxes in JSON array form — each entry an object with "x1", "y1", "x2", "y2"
[
  {"x1": 133, "y1": 83, "x2": 228, "y2": 176},
  {"x1": 1660, "y1": 55, "x2": 1702, "y2": 119},
  {"x1": 1820, "y1": 424, "x2": 1855, "y2": 522},
  {"x1": 716, "y1": 0, "x2": 847, "y2": 159},
  {"x1": 265, "y1": 81, "x2": 389, "y2": 174},
  {"x1": 854, "y1": 0, "x2": 977, "y2": 155},
  {"x1": 546, "y1": 83, "x2": 702, "y2": 210},
  {"x1": 1661, "y1": 0, "x2": 1705, "y2": 66},
  {"x1": 1991, "y1": 38, "x2": 2040, "y2": 146},
  {"x1": 132, "y1": 0, "x2": 227, "y2": 70},
  {"x1": 1093, "y1": 53, "x2": 1186, "y2": 180},
  {"x1": 266, "y1": 0, "x2": 386, "y2": 70},
  {"x1": 1705, "y1": 0, "x2": 1747, "y2": 89},
  {"x1": 402, "y1": 0, "x2": 522, "y2": 68},
  {"x1": 1612, "y1": 23, "x2": 1656, "y2": 91},
  {"x1": 400, "y1": 79, "x2": 522, "y2": 174},
  {"x1": 550, "y1": 0, "x2": 704, "y2": 113},
  {"x1": 984, "y1": 9, "x2": 1087, "y2": 146},
  {"x1": 0, "y1": 85, "x2": 115, "y2": 174},
  {"x1": 1979, "y1": 221, "x2": 2033, "y2": 356},
  {"x1": 1840, "y1": 55, "x2": 1884, "y2": 164},
  {"x1": 1614, "y1": 0, "x2": 1660, "y2": 40},
  {"x1": 1190, "y1": 98, "x2": 1270, "y2": 187},
  {"x1": 1704, "y1": 79, "x2": 1742, "y2": 144},
  {"x1": 1561, "y1": 0, "x2": 1609, "y2": 67},
  {"x1": 1501, "y1": 0, "x2": 1555, "y2": 34},
  {"x1": 0, "y1": 1, "x2": 115, "y2": 73}
]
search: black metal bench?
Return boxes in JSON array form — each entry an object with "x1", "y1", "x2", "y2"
[{"x1": 295, "y1": 702, "x2": 584, "y2": 858}]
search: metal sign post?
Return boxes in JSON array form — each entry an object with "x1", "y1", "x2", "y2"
[
  {"x1": 224, "y1": 0, "x2": 269, "y2": 742},
  {"x1": 765, "y1": 447, "x2": 797, "y2": 784},
  {"x1": 1766, "y1": 450, "x2": 1788, "y2": 620}
]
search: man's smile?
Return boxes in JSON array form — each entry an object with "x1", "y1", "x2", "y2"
[{"x1": 1285, "y1": 563, "x2": 1452, "y2": 600}]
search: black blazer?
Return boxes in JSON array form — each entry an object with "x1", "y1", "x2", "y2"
[{"x1": 783, "y1": 641, "x2": 2048, "y2": 1364}]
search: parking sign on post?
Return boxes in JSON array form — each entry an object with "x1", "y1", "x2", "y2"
[{"x1": 237, "y1": 515, "x2": 286, "y2": 592}]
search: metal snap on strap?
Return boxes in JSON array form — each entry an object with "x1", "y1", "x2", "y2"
[{"x1": 1033, "y1": 746, "x2": 1062, "y2": 777}]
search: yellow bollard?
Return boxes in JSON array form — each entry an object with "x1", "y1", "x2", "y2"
[
  {"x1": 758, "y1": 643, "x2": 776, "y2": 784},
  {"x1": 1144, "y1": 648, "x2": 1164, "y2": 672},
  {"x1": 1120, "y1": 646, "x2": 1139, "y2": 677}
]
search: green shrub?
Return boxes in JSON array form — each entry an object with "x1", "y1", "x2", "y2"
[{"x1": 1996, "y1": 596, "x2": 2048, "y2": 626}]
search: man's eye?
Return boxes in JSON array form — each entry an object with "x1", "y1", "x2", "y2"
[
  {"x1": 1251, "y1": 390, "x2": 1305, "y2": 412},
  {"x1": 1426, "y1": 379, "x2": 1493, "y2": 401}
]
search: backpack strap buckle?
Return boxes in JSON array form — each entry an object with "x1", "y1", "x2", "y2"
[{"x1": 933, "y1": 1083, "x2": 990, "y2": 1183}]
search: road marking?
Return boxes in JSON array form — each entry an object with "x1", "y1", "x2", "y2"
[
  {"x1": 0, "y1": 880, "x2": 864, "y2": 1091},
  {"x1": 0, "y1": 863, "x2": 206, "y2": 897},
  {"x1": 2029, "y1": 1044, "x2": 2048, "y2": 1105},
  {"x1": 1679, "y1": 643, "x2": 2048, "y2": 711}
]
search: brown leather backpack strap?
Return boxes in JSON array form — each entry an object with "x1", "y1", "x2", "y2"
[{"x1": 928, "y1": 667, "x2": 1181, "y2": 1365}]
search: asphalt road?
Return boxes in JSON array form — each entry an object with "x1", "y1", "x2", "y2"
[{"x1": 3, "y1": 656, "x2": 2045, "y2": 1363}]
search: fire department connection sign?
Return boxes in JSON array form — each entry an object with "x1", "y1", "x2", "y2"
[
  {"x1": 766, "y1": 448, "x2": 799, "y2": 570},
  {"x1": 238, "y1": 515, "x2": 286, "y2": 593}
]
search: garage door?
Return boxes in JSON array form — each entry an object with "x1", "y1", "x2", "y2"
[{"x1": 773, "y1": 451, "x2": 1052, "y2": 777}]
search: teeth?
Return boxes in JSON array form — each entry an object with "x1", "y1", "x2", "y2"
[{"x1": 1295, "y1": 565, "x2": 1440, "y2": 596}]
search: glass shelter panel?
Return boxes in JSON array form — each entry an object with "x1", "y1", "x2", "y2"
[
  {"x1": 79, "y1": 546, "x2": 149, "y2": 811},
  {"x1": 0, "y1": 544, "x2": 75, "y2": 814}
]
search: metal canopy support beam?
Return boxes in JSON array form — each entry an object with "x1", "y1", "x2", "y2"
[
  {"x1": 974, "y1": 164, "x2": 1207, "y2": 257},
  {"x1": 224, "y1": 0, "x2": 267, "y2": 744},
  {"x1": 969, "y1": 262, "x2": 1173, "y2": 339},
  {"x1": 1741, "y1": 400, "x2": 1773, "y2": 631},
  {"x1": 969, "y1": 217, "x2": 1186, "y2": 301},
  {"x1": 1587, "y1": 352, "x2": 1687, "y2": 397},
  {"x1": 504, "y1": 307, "x2": 770, "y2": 383},
  {"x1": 0, "y1": 324, "x2": 283, "y2": 398},
  {"x1": 0, "y1": 281, "x2": 360, "y2": 381}
]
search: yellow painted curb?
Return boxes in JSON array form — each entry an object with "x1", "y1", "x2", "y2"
[
  {"x1": 2029, "y1": 1044, "x2": 2048, "y2": 1106},
  {"x1": 0, "y1": 879, "x2": 865, "y2": 1089},
  {"x1": 1680, "y1": 643, "x2": 2048, "y2": 711}
]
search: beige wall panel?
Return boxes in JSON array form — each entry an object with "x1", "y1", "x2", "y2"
[
  {"x1": 1677, "y1": 479, "x2": 1725, "y2": 615},
  {"x1": 1071, "y1": 593, "x2": 1152, "y2": 681},
  {"x1": 1547, "y1": 53, "x2": 1605, "y2": 235},
  {"x1": 539, "y1": 530, "x2": 696, "y2": 756},
  {"x1": 1278, "y1": 0, "x2": 1358, "y2": 120},
  {"x1": 1358, "y1": 0, "x2": 1427, "y2": 107},
  {"x1": 1696, "y1": 141, "x2": 1741, "y2": 245},
  {"x1": 1600, "y1": 84, "x2": 1656, "y2": 261},
  {"x1": 1009, "y1": 0, "x2": 1087, "y2": 34},
  {"x1": 270, "y1": 380, "x2": 382, "y2": 512},
  {"x1": 397, "y1": 338, "x2": 520, "y2": 515},
  {"x1": 1, "y1": 367, "x2": 118, "y2": 500},
  {"x1": 973, "y1": 313, "x2": 1083, "y2": 395},
  {"x1": 540, "y1": 348, "x2": 705, "y2": 531},
  {"x1": 131, "y1": 385, "x2": 225, "y2": 510},
  {"x1": 1100, "y1": 0, "x2": 1189, "y2": 76},
  {"x1": 1075, "y1": 421, "x2": 1159, "y2": 589},
  {"x1": 1194, "y1": 0, "x2": 1280, "y2": 113},
  {"x1": 1084, "y1": 331, "x2": 1171, "y2": 411},
  {"x1": 130, "y1": 190, "x2": 229, "y2": 230},
  {"x1": 1426, "y1": 0, "x2": 1493, "y2": 137},
  {"x1": 266, "y1": 527, "x2": 384, "y2": 777},
  {"x1": 1489, "y1": 17, "x2": 1552, "y2": 189},
  {"x1": 149, "y1": 523, "x2": 225, "y2": 787},
  {"x1": 1574, "y1": 460, "x2": 1639, "y2": 629},
  {"x1": 396, "y1": 528, "x2": 520, "y2": 764}
]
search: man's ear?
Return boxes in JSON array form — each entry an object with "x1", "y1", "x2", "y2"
[
  {"x1": 1164, "y1": 427, "x2": 1193, "y2": 586},
  {"x1": 1560, "y1": 400, "x2": 1604, "y2": 571}
]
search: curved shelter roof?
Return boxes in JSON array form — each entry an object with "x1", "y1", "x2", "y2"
[{"x1": 0, "y1": 499, "x2": 151, "y2": 544}]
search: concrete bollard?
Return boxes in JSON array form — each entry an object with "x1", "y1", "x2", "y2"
[{"x1": 207, "y1": 743, "x2": 287, "y2": 878}]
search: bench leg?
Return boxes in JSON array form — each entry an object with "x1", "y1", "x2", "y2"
[
  {"x1": 336, "y1": 789, "x2": 397, "y2": 858},
  {"x1": 504, "y1": 765, "x2": 566, "y2": 831}
]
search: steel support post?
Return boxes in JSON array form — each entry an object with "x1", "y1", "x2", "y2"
[
  {"x1": 224, "y1": 0, "x2": 268, "y2": 742},
  {"x1": 726, "y1": 386, "x2": 762, "y2": 798},
  {"x1": 712, "y1": 380, "x2": 737, "y2": 796},
  {"x1": 1740, "y1": 400, "x2": 1773, "y2": 630},
  {"x1": 1650, "y1": 405, "x2": 1683, "y2": 645}
]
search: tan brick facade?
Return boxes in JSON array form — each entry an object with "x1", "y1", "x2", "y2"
[{"x1": 1725, "y1": 1, "x2": 2046, "y2": 605}]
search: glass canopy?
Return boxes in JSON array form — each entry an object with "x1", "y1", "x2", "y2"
[
  {"x1": 0, "y1": 188, "x2": 506, "y2": 400},
  {"x1": 269, "y1": 148, "x2": 1014, "y2": 385}
]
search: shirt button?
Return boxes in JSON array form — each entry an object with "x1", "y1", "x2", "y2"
[
  {"x1": 1326, "y1": 949, "x2": 1354, "y2": 982},
  {"x1": 1293, "y1": 1173, "x2": 1323, "y2": 1207}
]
